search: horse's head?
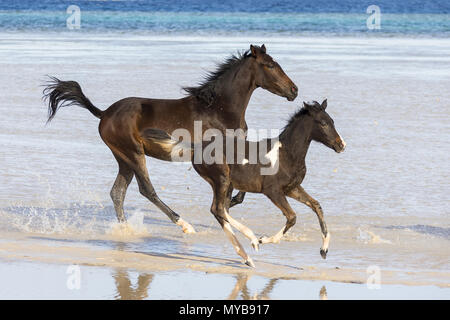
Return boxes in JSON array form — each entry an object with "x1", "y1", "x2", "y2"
[
  {"x1": 304, "y1": 99, "x2": 346, "y2": 153},
  {"x1": 249, "y1": 44, "x2": 298, "y2": 101}
]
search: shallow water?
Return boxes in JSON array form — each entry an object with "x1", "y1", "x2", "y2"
[
  {"x1": 0, "y1": 33, "x2": 449, "y2": 295},
  {"x1": 0, "y1": 260, "x2": 447, "y2": 300}
]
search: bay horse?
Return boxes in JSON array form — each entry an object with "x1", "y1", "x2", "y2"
[
  {"x1": 144, "y1": 100, "x2": 345, "y2": 267},
  {"x1": 43, "y1": 44, "x2": 298, "y2": 234}
]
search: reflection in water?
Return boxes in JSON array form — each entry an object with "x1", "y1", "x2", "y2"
[
  {"x1": 110, "y1": 264, "x2": 327, "y2": 300},
  {"x1": 227, "y1": 274, "x2": 278, "y2": 300},
  {"x1": 113, "y1": 269, "x2": 154, "y2": 300},
  {"x1": 227, "y1": 273, "x2": 328, "y2": 300},
  {"x1": 319, "y1": 285, "x2": 328, "y2": 300},
  {"x1": 112, "y1": 242, "x2": 154, "y2": 300}
]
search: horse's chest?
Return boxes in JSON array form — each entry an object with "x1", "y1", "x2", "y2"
[{"x1": 284, "y1": 167, "x2": 306, "y2": 193}]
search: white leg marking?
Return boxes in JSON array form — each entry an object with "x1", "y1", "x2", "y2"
[
  {"x1": 222, "y1": 221, "x2": 253, "y2": 266},
  {"x1": 225, "y1": 211, "x2": 259, "y2": 251},
  {"x1": 260, "y1": 226, "x2": 285, "y2": 244},
  {"x1": 176, "y1": 218, "x2": 196, "y2": 234},
  {"x1": 321, "y1": 232, "x2": 331, "y2": 251}
]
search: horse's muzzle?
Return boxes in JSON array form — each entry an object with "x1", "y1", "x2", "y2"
[
  {"x1": 286, "y1": 87, "x2": 298, "y2": 101},
  {"x1": 333, "y1": 139, "x2": 346, "y2": 153}
]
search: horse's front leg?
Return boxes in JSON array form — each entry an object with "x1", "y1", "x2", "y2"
[
  {"x1": 287, "y1": 186, "x2": 330, "y2": 259},
  {"x1": 259, "y1": 192, "x2": 296, "y2": 245}
]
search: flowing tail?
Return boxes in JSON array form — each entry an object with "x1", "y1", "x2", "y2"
[{"x1": 42, "y1": 76, "x2": 103, "y2": 122}]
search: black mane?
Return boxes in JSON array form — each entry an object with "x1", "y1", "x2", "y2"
[
  {"x1": 282, "y1": 101, "x2": 321, "y2": 132},
  {"x1": 183, "y1": 50, "x2": 251, "y2": 106}
]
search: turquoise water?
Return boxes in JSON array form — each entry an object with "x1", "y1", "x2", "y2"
[{"x1": 0, "y1": 0, "x2": 449, "y2": 36}]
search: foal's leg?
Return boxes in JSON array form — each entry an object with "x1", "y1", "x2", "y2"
[
  {"x1": 210, "y1": 178, "x2": 255, "y2": 267},
  {"x1": 287, "y1": 186, "x2": 330, "y2": 259},
  {"x1": 110, "y1": 157, "x2": 134, "y2": 223},
  {"x1": 259, "y1": 192, "x2": 297, "y2": 245},
  {"x1": 132, "y1": 153, "x2": 195, "y2": 234}
]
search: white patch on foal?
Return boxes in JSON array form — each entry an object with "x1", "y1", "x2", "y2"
[{"x1": 264, "y1": 141, "x2": 282, "y2": 168}]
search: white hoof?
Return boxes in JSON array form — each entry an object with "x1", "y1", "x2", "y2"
[{"x1": 177, "y1": 218, "x2": 196, "y2": 234}]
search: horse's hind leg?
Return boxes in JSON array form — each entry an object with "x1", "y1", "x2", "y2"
[
  {"x1": 287, "y1": 186, "x2": 330, "y2": 259},
  {"x1": 110, "y1": 157, "x2": 134, "y2": 223},
  {"x1": 224, "y1": 186, "x2": 259, "y2": 251},
  {"x1": 132, "y1": 154, "x2": 196, "y2": 234}
]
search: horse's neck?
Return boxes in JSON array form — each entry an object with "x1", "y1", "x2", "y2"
[
  {"x1": 280, "y1": 117, "x2": 313, "y2": 168},
  {"x1": 214, "y1": 59, "x2": 255, "y2": 125}
]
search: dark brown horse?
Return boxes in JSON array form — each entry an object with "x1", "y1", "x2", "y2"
[
  {"x1": 145, "y1": 100, "x2": 345, "y2": 266},
  {"x1": 43, "y1": 44, "x2": 298, "y2": 234}
]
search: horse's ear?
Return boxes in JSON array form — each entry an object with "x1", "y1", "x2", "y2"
[
  {"x1": 250, "y1": 45, "x2": 258, "y2": 57},
  {"x1": 321, "y1": 99, "x2": 327, "y2": 110},
  {"x1": 261, "y1": 44, "x2": 266, "y2": 53},
  {"x1": 303, "y1": 101, "x2": 313, "y2": 114}
]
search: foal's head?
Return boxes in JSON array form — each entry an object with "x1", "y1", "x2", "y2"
[
  {"x1": 304, "y1": 100, "x2": 346, "y2": 153},
  {"x1": 249, "y1": 44, "x2": 298, "y2": 101}
]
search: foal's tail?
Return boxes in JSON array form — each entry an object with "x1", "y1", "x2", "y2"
[{"x1": 42, "y1": 76, "x2": 103, "y2": 123}]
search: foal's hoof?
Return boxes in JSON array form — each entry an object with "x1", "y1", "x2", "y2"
[
  {"x1": 259, "y1": 236, "x2": 269, "y2": 244},
  {"x1": 251, "y1": 239, "x2": 259, "y2": 251},
  {"x1": 320, "y1": 248, "x2": 328, "y2": 259},
  {"x1": 244, "y1": 258, "x2": 256, "y2": 268}
]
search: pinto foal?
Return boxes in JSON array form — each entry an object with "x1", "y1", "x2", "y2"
[{"x1": 145, "y1": 100, "x2": 345, "y2": 267}]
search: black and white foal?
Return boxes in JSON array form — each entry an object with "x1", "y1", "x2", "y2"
[{"x1": 145, "y1": 100, "x2": 345, "y2": 267}]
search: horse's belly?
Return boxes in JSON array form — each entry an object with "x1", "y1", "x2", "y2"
[{"x1": 230, "y1": 166, "x2": 262, "y2": 193}]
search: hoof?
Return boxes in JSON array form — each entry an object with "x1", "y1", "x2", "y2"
[
  {"x1": 320, "y1": 248, "x2": 328, "y2": 259},
  {"x1": 259, "y1": 236, "x2": 268, "y2": 244},
  {"x1": 177, "y1": 218, "x2": 196, "y2": 234},
  {"x1": 182, "y1": 224, "x2": 196, "y2": 234},
  {"x1": 251, "y1": 239, "x2": 259, "y2": 251},
  {"x1": 244, "y1": 258, "x2": 256, "y2": 268}
]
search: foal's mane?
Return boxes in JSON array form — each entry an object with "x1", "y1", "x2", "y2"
[
  {"x1": 281, "y1": 101, "x2": 322, "y2": 135},
  {"x1": 183, "y1": 49, "x2": 252, "y2": 106}
]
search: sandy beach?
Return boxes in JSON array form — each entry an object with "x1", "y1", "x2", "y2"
[{"x1": 0, "y1": 32, "x2": 449, "y2": 299}]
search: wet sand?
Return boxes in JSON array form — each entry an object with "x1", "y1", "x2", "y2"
[{"x1": 0, "y1": 231, "x2": 448, "y2": 299}]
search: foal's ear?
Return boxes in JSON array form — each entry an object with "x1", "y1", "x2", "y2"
[
  {"x1": 250, "y1": 45, "x2": 258, "y2": 57},
  {"x1": 303, "y1": 101, "x2": 314, "y2": 114},
  {"x1": 261, "y1": 44, "x2": 267, "y2": 53},
  {"x1": 321, "y1": 99, "x2": 327, "y2": 110}
]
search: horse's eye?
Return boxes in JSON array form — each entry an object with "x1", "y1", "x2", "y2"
[
  {"x1": 320, "y1": 121, "x2": 327, "y2": 127},
  {"x1": 267, "y1": 63, "x2": 275, "y2": 69}
]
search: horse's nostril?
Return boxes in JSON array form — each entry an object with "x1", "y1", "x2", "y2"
[{"x1": 291, "y1": 86, "x2": 298, "y2": 94}]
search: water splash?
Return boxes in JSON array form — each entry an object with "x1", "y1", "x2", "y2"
[
  {"x1": 106, "y1": 211, "x2": 150, "y2": 239},
  {"x1": 357, "y1": 228, "x2": 392, "y2": 244}
]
